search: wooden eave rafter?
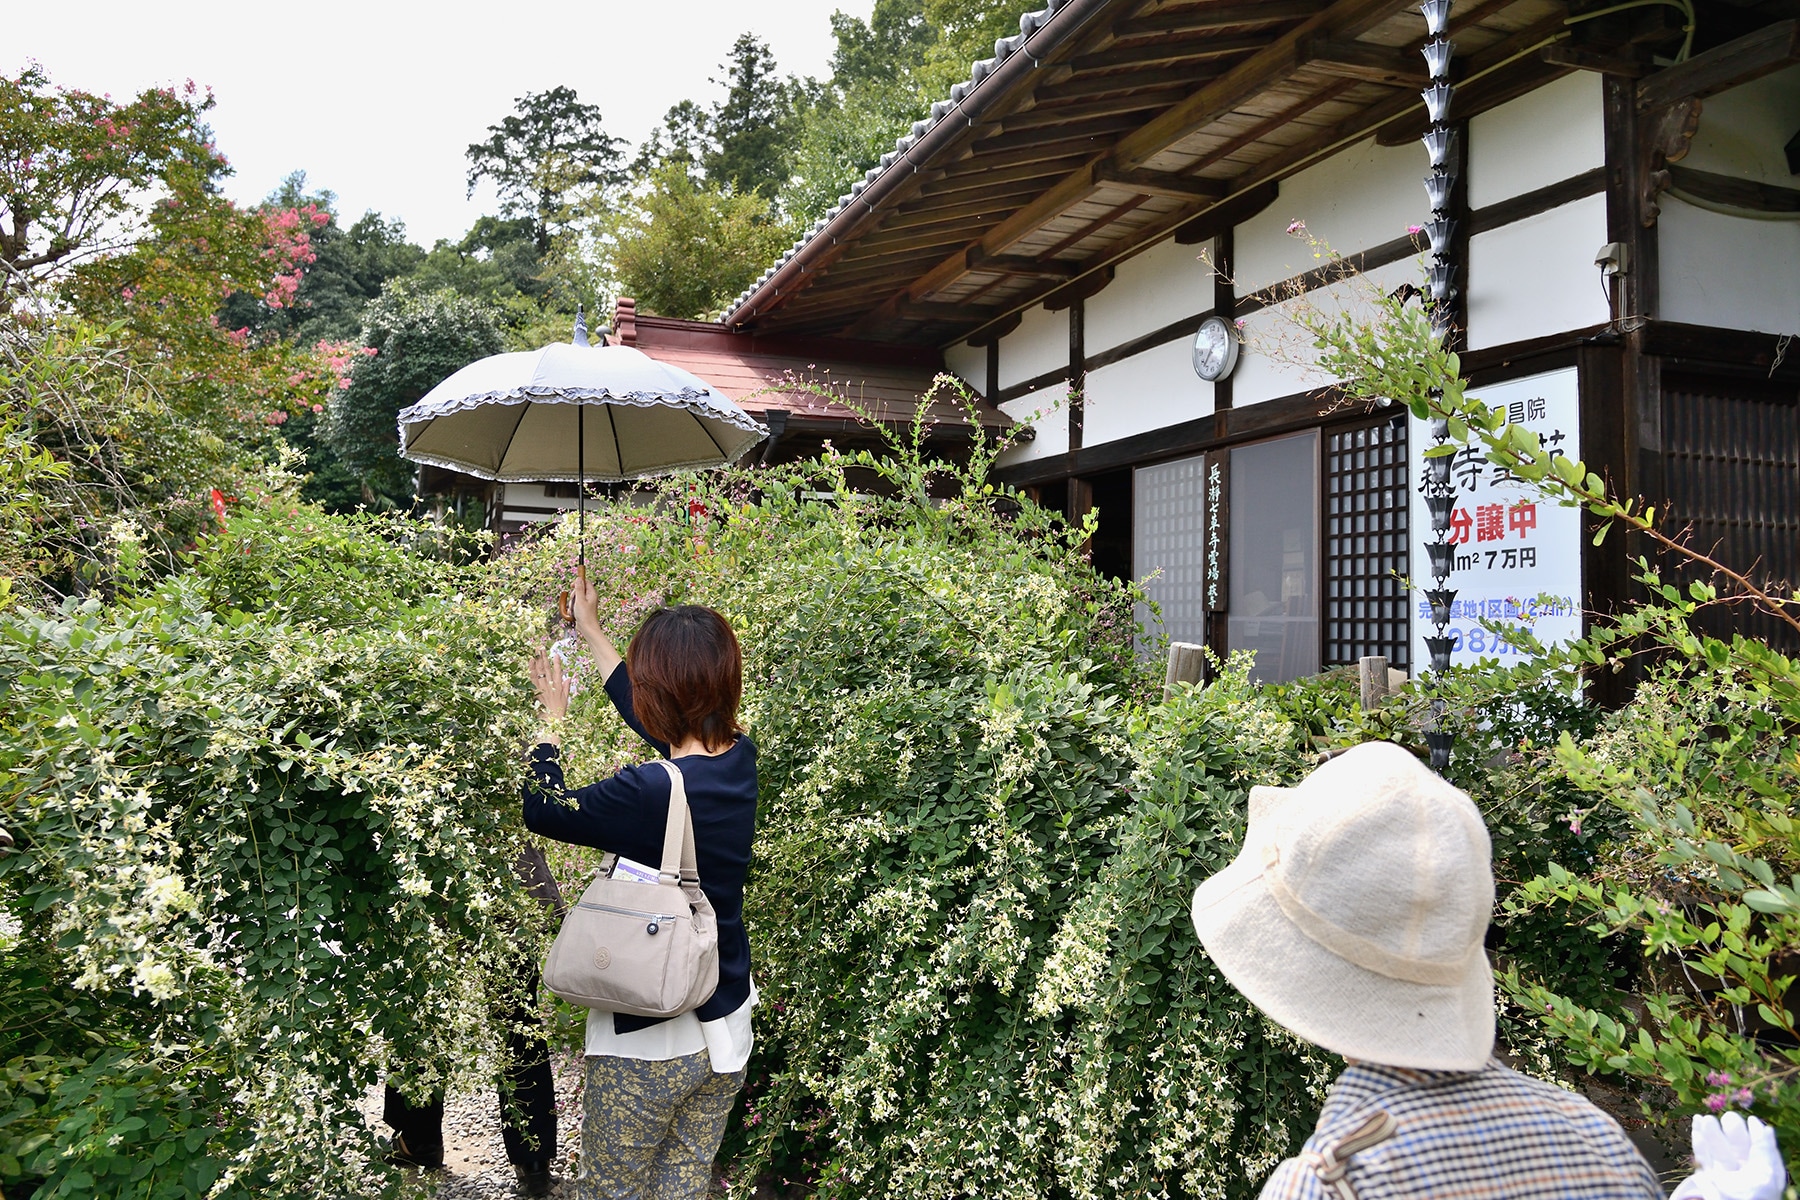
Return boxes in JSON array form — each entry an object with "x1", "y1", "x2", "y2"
[
  {"x1": 1635, "y1": 18, "x2": 1800, "y2": 110},
  {"x1": 733, "y1": 0, "x2": 1606, "y2": 345},
  {"x1": 1114, "y1": 1, "x2": 1331, "y2": 38}
]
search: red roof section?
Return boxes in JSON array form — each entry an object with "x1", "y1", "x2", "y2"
[{"x1": 619, "y1": 304, "x2": 1012, "y2": 431}]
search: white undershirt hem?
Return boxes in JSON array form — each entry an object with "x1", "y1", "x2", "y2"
[{"x1": 583, "y1": 979, "x2": 757, "y2": 1074}]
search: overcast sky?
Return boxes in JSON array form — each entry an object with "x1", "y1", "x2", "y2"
[{"x1": 18, "y1": 1, "x2": 859, "y2": 246}]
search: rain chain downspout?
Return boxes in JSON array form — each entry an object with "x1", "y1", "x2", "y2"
[{"x1": 1420, "y1": 0, "x2": 1460, "y2": 773}]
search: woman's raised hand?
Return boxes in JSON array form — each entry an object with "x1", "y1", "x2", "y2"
[
  {"x1": 571, "y1": 572, "x2": 603, "y2": 644},
  {"x1": 529, "y1": 647, "x2": 570, "y2": 722},
  {"x1": 569, "y1": 573, "x2": 624, "y2": 682}
]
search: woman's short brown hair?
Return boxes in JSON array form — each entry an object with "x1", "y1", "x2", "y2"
[{"x1": 626, "y1": 606, "x2": 743, "y2": 752}]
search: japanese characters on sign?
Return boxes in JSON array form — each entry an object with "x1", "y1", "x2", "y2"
[
  {"x1": 1205, "y1": 460, "x2": 1224, "y2": 610},
  {"x1": 1408, "y1": 367, "x2": 1583, "y2": 669}
]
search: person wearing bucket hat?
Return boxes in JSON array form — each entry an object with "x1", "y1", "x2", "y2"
[{"x1": 1191, "y1": 741, "x2": 1663, "y2": 1199}]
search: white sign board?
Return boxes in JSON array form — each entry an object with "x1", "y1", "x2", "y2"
[{"x1": 1408, "y1": 367, "x2": 1583, "y2": 670}]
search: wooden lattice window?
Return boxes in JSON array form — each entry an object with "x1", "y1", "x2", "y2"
[
  {"x1": 1661, "y1": 372, "x2": 1800, "y2": 651},
  {"x1": 1325, "y1": 416, "x2": 1410, "y2": 667}
]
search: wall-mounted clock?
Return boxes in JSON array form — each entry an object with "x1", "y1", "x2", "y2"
[{"x1": 1191, "y1": 314, "x2": 1240, "y2": 382}]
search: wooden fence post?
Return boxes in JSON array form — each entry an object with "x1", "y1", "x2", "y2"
[
  {"x1": 1358, "y1": 655, "x2": 1389, "y2": 710},
  {"x1": 1165, "y1": 641, "x2": 1207, "y2": 700}
]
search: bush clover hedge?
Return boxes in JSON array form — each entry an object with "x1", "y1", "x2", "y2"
[
  {"x1": 0, "y1": 501, "x2": 546, "y2": 1197},
  {"x1": 497, "y1": 435, "x2": 1337, "y2": 1199}
]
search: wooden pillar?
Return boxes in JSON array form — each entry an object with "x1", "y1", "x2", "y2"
[
  {"x1": 1068, "y1": 296, "x2": 1086, "y2": 451},
  {"x1": 1212, "y1": 229, "x2": 1236, "y2": 417},
  {"x1": 985, "y1": 340, "x2": 1000, "y2": 403},
  {"x1": 1578, "y1": 340, "x2": 1630, "y2": 707},
  {"x1": 1358, "y1": 656, "x2": 1390, "y2": 710},
  {"x1": 1605, "y1": 74, "x2": 1667, "y2": 511},
  {"x1": 1067, "y1": 475, "x2": 1094, "y2": 555}
]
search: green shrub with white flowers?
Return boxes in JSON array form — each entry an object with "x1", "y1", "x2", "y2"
[
  {"x1": 0, "y1": 499, "x2": 548, "y2": 1198},
  {"x1": 499, "y1": 421, "x2": 1338, "y2": 1200}
]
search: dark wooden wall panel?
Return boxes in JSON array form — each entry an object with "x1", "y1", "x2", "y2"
[{"x1": 1659, "y1": 371, "x2": 1800, "y2": 651}]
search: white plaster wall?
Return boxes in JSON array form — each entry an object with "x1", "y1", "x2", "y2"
[
  {"x1": 1086, "y1": 235, "x2": 1215, "y2": 353},
  {"x1": 1468, "y1": 71, "x2": 1605, "y2": 210},
  {"x1": 943, "y1": 340, "x2": 985, "y2": 389},
  {"x1": 994, "y1": 382, "x2": 1071, "y2": 466},
  {"x1": 1466, "y1": 193, "x2": 1609, "y2": 350},
  {"x1": 996, "y1": 303, "x2": 1069, "y2": 389},
  {"x1": 1661, "y1": 204, "x2": 1800, "y2": 333},
  {"x1": 1083, "y1": 337, "x2": 1213, "y2": 444},
  {"x1": 1231, "y1": 259, "x2": 1424, "y2": 407},
  {"x1": 1682, "y1": 64, "x2": 1800, "y2": 180},
  {"x1": 1236, "y1": 137, "x2": 1429, "y2": 292},
  {"x1": 1659, "y1": 65, "x2": 1800, "y2": 334}
]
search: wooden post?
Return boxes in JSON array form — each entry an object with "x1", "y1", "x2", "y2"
[
  {"x1": 1068, "y1": 296, "x2": 1085, "y2": 451},
  {"x1": 1358, "y1": 655, "x2": 1389, "y2": 710},
  {"x1": 1165, "y1": 641, "x2": 1207, "y2": 700},
  {"x1": 1067, "y1": 476, "x2": 1094, "y2": 555}
]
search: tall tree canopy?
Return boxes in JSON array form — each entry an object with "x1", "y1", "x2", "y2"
[
  {"x1": 785, "y1": 0, "x2": 940, "y2": 221},
  {"x1": 466, "y1": 87, "x2": 625, "y2": 254},
  {"x1": 0, "y1": 67, "x2": 227, "y2": 283},
  {"x1": 324, "y1": 283, "x2": 506, "y2": 507},
  {"x1": 605, "y1": 162, "x2": 794, "y2": 320},
  {"x1": 218, "y1": 172, "x2": 426, "y2": 344},
  {"x1": 704, "y1": 33, "x2": 799, "y2": 197}
]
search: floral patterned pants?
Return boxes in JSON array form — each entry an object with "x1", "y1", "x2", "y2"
[{"x1": 578, "y1": 1050, "x2": 746, "y2": 1200}]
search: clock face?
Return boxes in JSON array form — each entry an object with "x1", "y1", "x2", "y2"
[{"x1": 1192, "y1": 316, "x2": 1239, "y2": 381}]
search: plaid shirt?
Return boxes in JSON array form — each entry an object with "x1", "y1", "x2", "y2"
[{"x1": 1259, "y1": 1059, "x2": 1664, "y2": 1200}]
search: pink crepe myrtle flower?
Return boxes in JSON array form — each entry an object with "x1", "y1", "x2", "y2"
[{"x1": 1286, "y1": 219, "x2": 1307, "y2": 235}]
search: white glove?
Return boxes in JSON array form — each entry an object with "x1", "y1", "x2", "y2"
[{"x1": 1669, "y1": 1113, "x2": 1787, "y2": 1200}]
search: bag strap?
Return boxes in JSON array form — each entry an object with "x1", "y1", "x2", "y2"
[
  {"x1": 650, "y1": 759, "x2": 699, "y2": 889},
  {"x1": 1302, "y1": 1110, "x2": 1396, "y2": 1200}
]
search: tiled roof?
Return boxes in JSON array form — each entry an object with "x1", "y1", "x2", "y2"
[
  {"x1": 720, "y1": 0, "x2": 1587, "y2": 346},
  {"x1": 721, "y1": 0, "x2": 1096, "y2": 326},
  {"x1": 627, "y1": 314, "x2": 1011, "y2": 431}
]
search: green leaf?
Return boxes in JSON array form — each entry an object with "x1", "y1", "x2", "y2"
[{"x1": 1743, "y1": 889, "x2": 1793, "y2": 914}]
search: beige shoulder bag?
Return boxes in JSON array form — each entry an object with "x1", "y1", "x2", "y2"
[{"x1": 542, "y1": 760, "x2": 721, "y2": 1017}]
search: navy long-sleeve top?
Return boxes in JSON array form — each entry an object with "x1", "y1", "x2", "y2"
[{"x1": 523, "y1": 667, "x2": 757, "y2": 1034}]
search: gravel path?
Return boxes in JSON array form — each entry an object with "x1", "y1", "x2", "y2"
[{"x1": 367, "y1": 1051, "x2": 588, "y2": 1200}]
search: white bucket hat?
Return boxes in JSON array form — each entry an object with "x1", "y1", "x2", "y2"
[{"x1": 1190, "y1": 740, "x2": 1495, "y2": 1071}]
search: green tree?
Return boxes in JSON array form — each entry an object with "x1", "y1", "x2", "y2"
[
  {"x1": 0, "y1": 67, "x2": 337, "y2": 595},
  {"x1": 220, "y1": 172, "x2": 426, "y2": 344},
  {"x1": 835, "y1": 0, "x2": 938, "y2": 85},
  {"x1": 0, "y1": 67, "x2": 223, "y2": 284},
  {"x1": 411, "y1": 214, "x2": 548, "y2": 306},
  {"x1": 704, "y1": 33, "x2": 798, "y2": 197},
  {"x1": 630, "y1": 99, "x2": 712, "y2": 177},
  {"x1": 915, "y1": 0, "x2": 1030, "y2": 96},
  {"x1": 785, "y1": 0, "x2": 939, "y2": 221},
  {"x1": 324, "y1": 283, "x2": 505, "y2": 507},
  {"x1": 466, "y1": 87, "x2": 625, "y2": 254},
  {"x1": 605, "y1": 162, "x2": 795, "y2": 320}
]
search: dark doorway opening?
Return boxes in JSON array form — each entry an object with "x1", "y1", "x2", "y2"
[{"x1": 1088, "y1": 469, "x2": 1134, "y2": 582}]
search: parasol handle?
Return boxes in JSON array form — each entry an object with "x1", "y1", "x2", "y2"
[
  {"x1": 559, "y1": 563, "x2": 587, "y2": 624},
  {"x1": 560, "y1": 396, "x2": 589, "y2": 622}
]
